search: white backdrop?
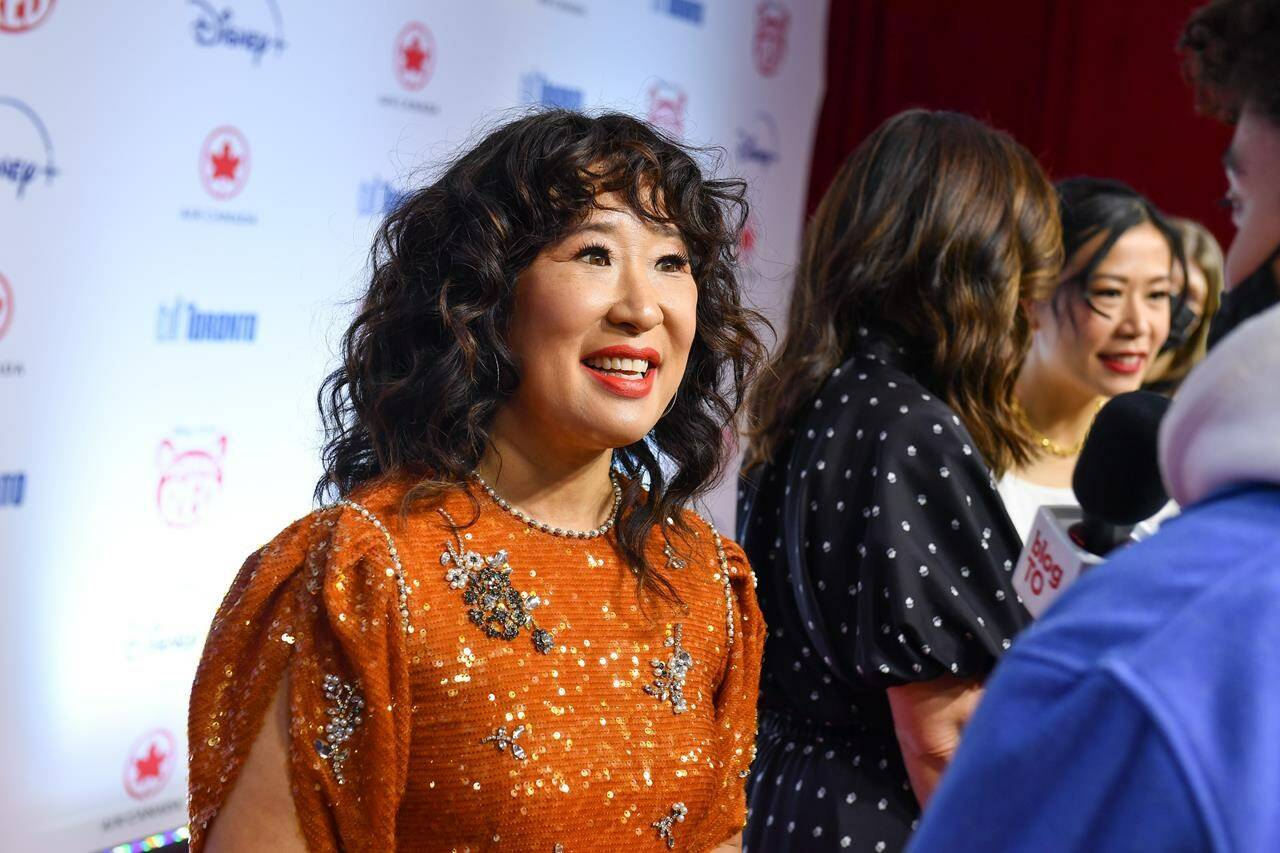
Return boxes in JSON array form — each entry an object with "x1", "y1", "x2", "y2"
[{"x1": 0, "y1": 1, "x2": 826, "y2": 850}]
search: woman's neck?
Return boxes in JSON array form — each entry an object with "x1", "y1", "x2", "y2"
[
  {"x1": 1014, "y1": 357, "x2": 1104, "y2": 464},
  {"x1": 477, "y1": 413, "x2": 617, "y2": 533}
]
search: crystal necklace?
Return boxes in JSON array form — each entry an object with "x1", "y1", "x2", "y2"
[{"x1": 471, "y1": 469, "x2": 623, "y2": 539}]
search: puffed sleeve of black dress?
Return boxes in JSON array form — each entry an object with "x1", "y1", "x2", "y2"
[{"x1": 849, "y1": 409, "x2": 1031, "y2": 688}]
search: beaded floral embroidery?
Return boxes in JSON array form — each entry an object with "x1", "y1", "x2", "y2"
[
  {"x1": 438, "y1": 509, "x2": 555, "y2": 654},
  {"x1": 652, "y1": 802, "x2": 688, "y2": 848},
  {"x1": 314, "y1": 674, "x2": 365, "y2": 785},
  {"x1": 481, "y1": 724, "x2": 527, "y2": 761},
  {"x1": 644, "y1": 623, "x2": 693, "y2": 714}
]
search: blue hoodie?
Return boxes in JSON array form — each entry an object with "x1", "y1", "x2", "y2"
[{"x1": 909, "y1": 305, "x2": 1280, "y2": 853}]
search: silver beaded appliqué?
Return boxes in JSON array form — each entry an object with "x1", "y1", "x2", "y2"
[
  {"x1": 439, "y1": 508, "x2": 555, "y2": 654},
  {"x1": 652, "y1": 802, "x2": 688, "y2": 849},
  {"x1": 314, "y1": 674, "x2": 365, "y2": 785},
  {"x1": 645, "y1": 623, "x2": 693, "y2": 714},
  {"x1": 663, "y1": 543, "x2": 687, "y2": 570},
  {"x1": 706, "y1": 521, "x2": 736, "y2": 653},
  {"x1": 481, "y1": 724, "x2": 527, "y2": 761},
  {"x1": 472, "y1": 469, "x2": 622, "y2": 539},
  {"x1": 339, "y1": 499, "x2": 414, "y2": 635}
]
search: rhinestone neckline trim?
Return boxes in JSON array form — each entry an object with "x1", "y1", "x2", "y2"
[{"x1": 471, "y1": 469, "x2": 622, "y2": 539}]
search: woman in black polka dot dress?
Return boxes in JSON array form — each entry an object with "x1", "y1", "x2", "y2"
[{"x1": 738, "y1": 110, "x2": 1063, "y2": 852}]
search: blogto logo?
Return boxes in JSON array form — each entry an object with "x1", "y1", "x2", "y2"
[
  {"x1": 157, "y1": 430, "x2": 227, "y2": 527},
  {"x1": 199, "y1": 126, "x2": 250, "y2": 201},
  {"x1": 0, "y1": 97, "x2": 58, "y2": 199},
  {"x1": 646, "y1": 81, "x2": 687, "y2": 138},
  {"x1": 0, "y1": 272, "x2": 12, "y2": 341},
  {"x1": 188, "y1": 0, "x2": 287, "y2": 64},
  {"x1": 123, "y1": 728, "x2": 177, "y2": 801},
  {"x1": 753, "y1": 1, "x2": 790, "y2": 77},
  {"x1": 0, "y1": 0, "x2": 55, "y2": 33},
  {"x1": 394, "y1": 22, "x2": 436, "y2": 91}
]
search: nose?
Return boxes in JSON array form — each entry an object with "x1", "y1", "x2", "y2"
[
  {"x1": 1113, "y1": 289, "x2": 1159, "y2": 344},
  {"x1": 606, "y1": 257, "x2": 663, "y2": 334}
]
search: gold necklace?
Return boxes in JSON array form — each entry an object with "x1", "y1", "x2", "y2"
[{"x1": 1016, "y1": 399, "x2": 1103, "y2": 459}]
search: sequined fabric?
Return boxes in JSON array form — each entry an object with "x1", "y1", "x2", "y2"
[{"x1": 187, "y1": 478, "x2": 764, "y2": 852}]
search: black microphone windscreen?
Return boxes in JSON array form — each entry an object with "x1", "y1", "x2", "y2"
[{"x1": 1072, "y1": 391, "x2": 1172, "y2": 526}]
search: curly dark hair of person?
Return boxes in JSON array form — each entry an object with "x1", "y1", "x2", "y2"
[
  {"x1": 316, "y1": 109, "x2": 766, "y2": 605},
  {"x1": 743, "y1": 109, "x2": 1063, "y2": 478},
  {"x1": 1180, "y1": 0, "x2": 1280, "y2": 125}
]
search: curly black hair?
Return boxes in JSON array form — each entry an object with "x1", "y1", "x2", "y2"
[
  {"x1": 1180, "y1": 0, "x2": 1280, "y2": 124},
  {"x1": 317, "y1": 109, "x2": 765, "y2": 605}
]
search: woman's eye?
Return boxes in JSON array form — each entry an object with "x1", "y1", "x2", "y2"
[
  {"x1": 1090, "y1": 288, "x2": 1123, "y2": 301},
  {"x1": 1149, "y1": 290, "x2": 1173, "y2": 302},
  {"x1": 577, "y1": 245, "x2": 611, "y2": 266},
  {"x1": 656, "y1": 254, "x2": 689, "y2": 273}
]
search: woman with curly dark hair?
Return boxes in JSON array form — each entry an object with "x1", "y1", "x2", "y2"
[
  {"x1": 737, "y1": 109, "x2": 1061, "y2": 853},
  {"x1": 187, "y1": 110, "x2": 766, "y2": 853}
]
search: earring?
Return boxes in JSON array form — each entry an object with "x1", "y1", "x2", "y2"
[{"x1": 660, "y1": 393, "x2": 678, "y2": 420}]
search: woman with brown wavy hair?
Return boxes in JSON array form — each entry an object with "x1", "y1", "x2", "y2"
[
  {"x1": 737, "y1": 109, "x2": 1061, "y2": 852},
  {"x1": 187, "y1": 110, "x2": 766, "y2": 853}
]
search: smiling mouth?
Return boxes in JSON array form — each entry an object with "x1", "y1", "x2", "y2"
[
  {"x1": 1097, "y1": 352, "x2": 1147, "y2": 374},
  {"x1": 582, "y1": 355, "x2": 653, "y2": 380}
]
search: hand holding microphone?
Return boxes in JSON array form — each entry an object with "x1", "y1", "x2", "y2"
[{"x1": 1013, "y1": 391, "x2": 1172, "y2": 618}]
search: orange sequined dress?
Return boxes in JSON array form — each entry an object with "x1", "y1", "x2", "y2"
[{"x1": 188, "y1": 477, "x2": 763, "y2": 852}]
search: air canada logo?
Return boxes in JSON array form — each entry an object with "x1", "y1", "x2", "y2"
[
  {"x1": 0, "y1": 97, "x2": 58, "y2": 199},
  {"x1": 739, "y1": 214, "x2": 761, "y2": 266},
  {"x1": 394, "y1": 22, "x2": 436, "y2": 91},
  {"x1": 520, "y1": 72, "x2": 585, "y2": 110},
  {"x1": 188, "y1": 0, "x2": 285, "y2": 64},
  {"x1": 646, "y1": 81, "x2": 687, "y2": 137},
  {"x1": 753, "y1": 1, "x2": 790, "y2": 77},
  {"x1": 0, "y1": 272, "x2": 12, "y2": 340},
  {"x1": 157, "y1": 430, "x2": 227, "y2": 526},
  {"x1": 199, "y1": 126, "x2": 250, "y2": 201},
  {"x1": 0, "y1": 0, "x2": 55, "y2": 32},
  {"x1": 123, "y1": 729, "x2": 177, "y2": 801}
]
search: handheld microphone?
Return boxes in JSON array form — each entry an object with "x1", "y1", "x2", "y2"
[{"x1": 1013, "y1": 392, "x2": 1172, "y2": 618}]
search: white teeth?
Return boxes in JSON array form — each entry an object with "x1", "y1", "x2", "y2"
[{"x1": 584, "y1": 356, "x2": 650, "y2": 375}]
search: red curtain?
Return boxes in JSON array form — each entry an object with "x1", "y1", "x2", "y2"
[{"x1": 810, "y1": 0, "x2": 1233, "y2": 247}]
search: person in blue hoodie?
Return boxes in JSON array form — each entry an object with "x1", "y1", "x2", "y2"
[{"x1": 909, "y1": 1, "x2": 1280, "y2": 850}]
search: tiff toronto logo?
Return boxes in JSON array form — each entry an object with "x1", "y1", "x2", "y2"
[
  {"x1": 188, "y1": 0, "x2": 286, "y2": 64},
  {"x1": 0, "y1": 472, "x2": 24, "y2": 507},
  {"x1": 653, "y1": 0, "x2": 704, "y2": 24},
  {"x1": 156, "y1": 299, "x2": 257, "y2": 342},
  {"x1": 520, "y1": 72, "x2": 584, "y2": 111},
  {"x1": 358, "y1": 178, "x2": 407, "y2": 217}
]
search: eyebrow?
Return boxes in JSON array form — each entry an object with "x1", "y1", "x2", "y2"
[{"x1": 1088, "y1": 272, "x2": 1173, "y2": 285}]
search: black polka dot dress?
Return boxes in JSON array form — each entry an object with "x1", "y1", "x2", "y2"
[{"x1": 738, "y1": 337, "x2": 1031, "y2": 852}]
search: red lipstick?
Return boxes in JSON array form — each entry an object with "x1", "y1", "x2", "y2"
[{"x1": 581, "y1": 346, "x2": 661, "y2": 399}]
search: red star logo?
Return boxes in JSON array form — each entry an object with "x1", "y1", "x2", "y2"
[
  {"x1": 402, "y1": 37, "x2": 427, "y2": 73},
  {"x1": 741, "y1": 226, "x2": 757, "y2": 255},
  {"x1": 134, "y1": 742, "x2": 167, "y2": 782},
  {"x1": 210, "y1": 142, "x2": 240, "y2": 180}
]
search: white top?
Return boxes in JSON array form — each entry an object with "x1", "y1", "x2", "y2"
[
  {"x1": 997, "y1": 473, "x2": 1077, "y2": 543},
  {"x1": 997, "y1": 472, "x2": 1178, "y2": 544}
]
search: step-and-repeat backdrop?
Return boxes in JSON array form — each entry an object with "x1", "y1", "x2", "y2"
[{"x1": 0, "y1": 1, "x2": 826, "y2": 849}]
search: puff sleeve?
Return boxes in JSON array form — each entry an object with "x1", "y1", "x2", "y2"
[
  {"x1": 187, "y1": 504, "x2": 413, "y2": 852},
  {"x1": 850, "y1": 418, "x2": 1031, "y2": 689},
  {"x1": 692, "y1": 534, "x2": 767, "y2": 849}
]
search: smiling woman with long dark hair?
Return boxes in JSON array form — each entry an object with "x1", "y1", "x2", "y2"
[{"x1": 187, "y1": 110, "x2": 766, "y2": 853}]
